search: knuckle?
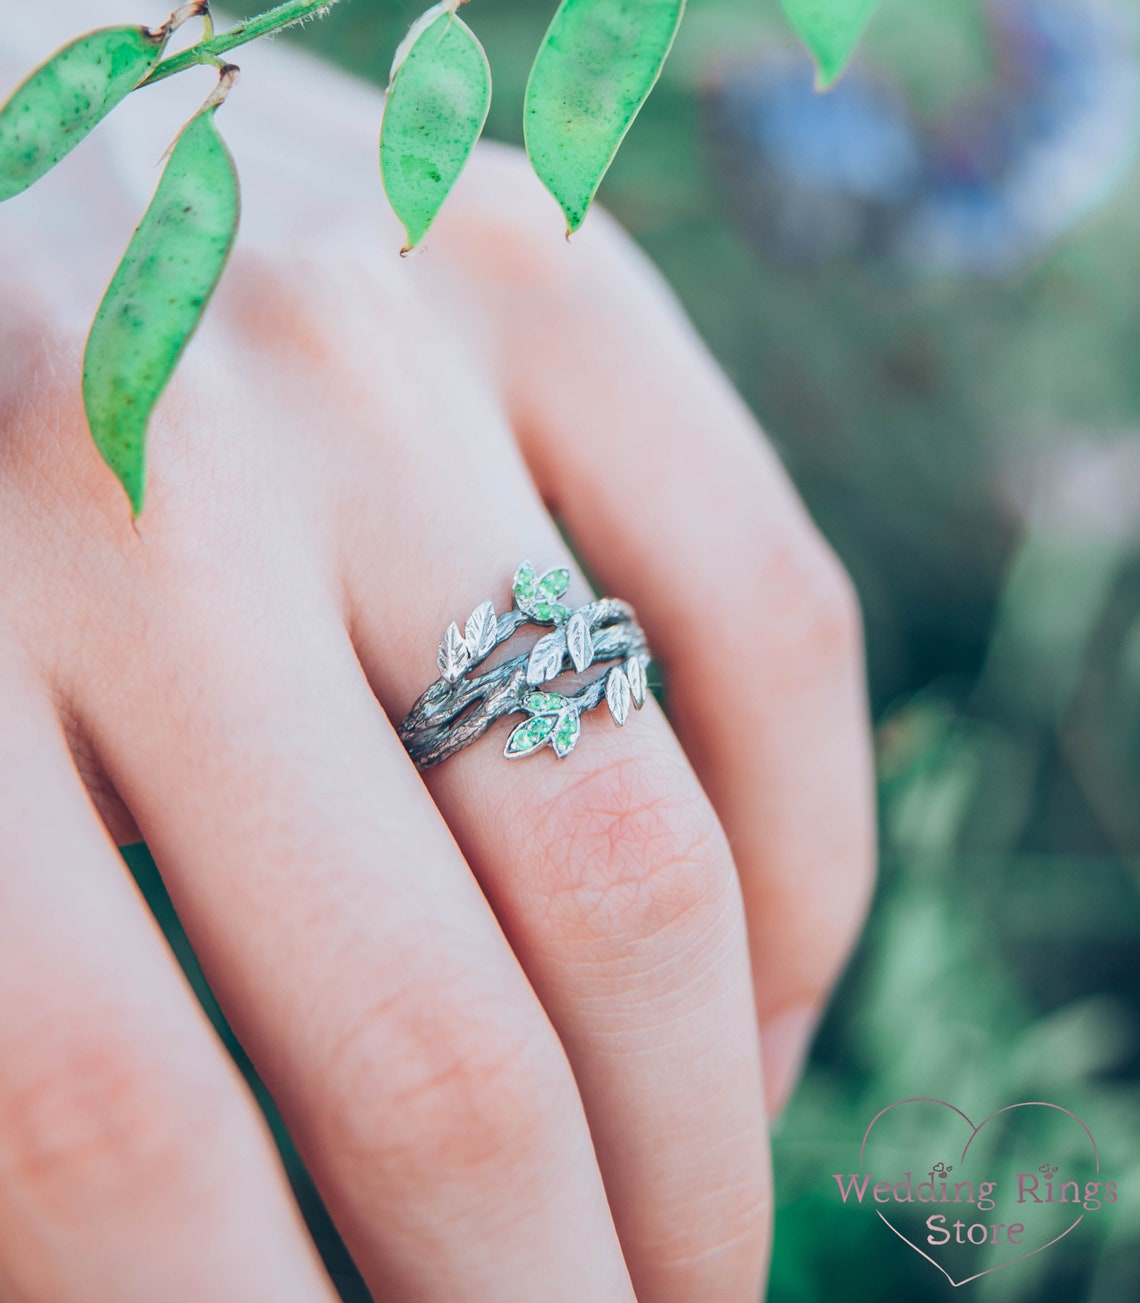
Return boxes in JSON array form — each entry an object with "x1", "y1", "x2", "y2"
[
  {"x1": 809, "y1": 545, "x2": 864, "y2": 657},
  {"x1": 320, "y1": 979, "x2": 563, "y2": 1181},
  {"x1": 530, "y1": 755, "x2": 737, "y2": 952},
  {"x1": 218, "y1": 244, "x2": 329, "y2": 351},
  {"x1": 0, "y1": 1022, "x2": 232, "y2": 1223},
  {"x1": 826, "y1": 857, "x2": 876, "y2": 971},
  {"x1": 763, "y1": 849, "x2": 875, "y2": 999},
  {"x1": 451, "y1": 144, "x2": 637, "y2": 292},
  {"x1": 459, "y1": 144, "x2": 564, "y2": 244},
  {"x1": 822, "y1": 834, "x2": 876, "y2": 940},
  {"x1": 751, "y1": 525, "x2": 864, "y2": 674},
  {"x1": 0, "y1": 316, "x2": 146, "y2": 611},
  {"x1": 0, "y1": 319, "x2": 87, "y2": 494}
]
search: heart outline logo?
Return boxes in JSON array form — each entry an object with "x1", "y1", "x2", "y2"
[{"x1": 859, "y1": 1098, "x2": 1100, "y2": 1288}]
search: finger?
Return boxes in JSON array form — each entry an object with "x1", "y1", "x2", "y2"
[
  {"x1": 339, "y1": 373, "x2": 772, "y2": 1297},
  {"x1": 70, "y1": 525, "x2": 636, "y2": 1302},
  {"x1": 457, "y1": 187, "x2": 877, "y2": 1115},
  {"x1": 0, "y1": 658, "x2": 335, "y2": 1303}
]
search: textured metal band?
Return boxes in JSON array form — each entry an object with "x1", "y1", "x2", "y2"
[{"x1": 399, "y1": 562, "x2": 652, "y2": 770}]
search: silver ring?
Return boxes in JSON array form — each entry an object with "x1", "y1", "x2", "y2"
[{"x1": 399, "y1": 561, "x2": 652, "y2": 769}]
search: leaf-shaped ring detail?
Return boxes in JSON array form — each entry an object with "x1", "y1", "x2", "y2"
[{"x1": 399, "y1": 561, "x2": 652, "y2": 769}]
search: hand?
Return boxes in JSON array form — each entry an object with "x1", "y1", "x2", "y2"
[{"x1": 0, "y1": 9, "x2": 874, "y2": 1301}]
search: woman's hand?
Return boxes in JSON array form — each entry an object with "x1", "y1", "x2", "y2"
[{"x1": 0, "y1": 8, "x2": 875, "y2": 1300}]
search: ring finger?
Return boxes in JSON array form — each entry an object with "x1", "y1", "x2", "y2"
[{"x1": 340, "y1": 333, "x2": 772, "y2": 1302}]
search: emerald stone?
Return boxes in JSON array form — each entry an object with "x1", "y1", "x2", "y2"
[
  {"x1": 527, "y1": 715, "x2": 555, "y2": 743},
  {"x1": 506, "y1": 712, "x2": 557, "y2": 756},
  {"x1": 530, "y1": 601, "x2": 568, "y2": 623},
  {"x1": 525, "y1": 692, "x2": 565, "y2": 713},
  {"x1": 538, "y1": 568, "x2": 571, "y2": 600},
  {"x1": 513, "y1": 563, "x2": 537, "y2": 603},
  {"x1": 553, "y1": 711, "x2": 580, "y2": 755}
]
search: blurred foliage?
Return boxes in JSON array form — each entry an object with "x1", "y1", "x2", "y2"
[{"x1": 124, "y1": 0, "x2": 1140, "y2": 1298}]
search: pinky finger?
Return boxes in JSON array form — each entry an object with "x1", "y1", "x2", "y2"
[{"x1": 0, "y1": 659, "x2": 336, "y2": 1303}]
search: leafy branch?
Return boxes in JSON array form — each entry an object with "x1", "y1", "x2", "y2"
[
  {"x1": 502, "y1": 647, "x2": 648, "y2": 760},
  {"x1": 401, "y1": 581, "x2": 650, "y2": 767},
  {"x1": 0, "y1": 0, "x2": 882, "y2": 517},
  {"x1": 141, "y1": 0, "x2": 345, "y2": 86},
  {"x1": 432, "y1": 562, "x2": 650, "y2": 761}
]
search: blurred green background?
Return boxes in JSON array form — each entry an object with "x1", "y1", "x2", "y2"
[{"x1": 135, "y1": 0, "x2": 1140, "y2": 1296}]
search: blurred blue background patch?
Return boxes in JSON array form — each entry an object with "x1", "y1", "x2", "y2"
[{"x1": 705, "y1": 0, "x2": 1140, "y2": 276}]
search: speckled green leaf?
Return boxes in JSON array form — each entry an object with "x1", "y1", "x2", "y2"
[
  {"x1": 380, "y1": 2, "x2": 491, "y2": 251},
  {"x1": 505, "y1": 712, "x2": 557, "y2": 758},
  {"x1": 781, "y1": 0, "x2": 881, "y2": 89},
  {"x1": 537, "y1": 567, "x2": 570, "y2": 601},
  {"x1": 531, "y1": 600, "x2": 569, "y2": 623},
  {"x1": 0, "y1": 25, "x2": 168, "y2": 202},
  {"x1": 82, "y1": 96, "x2": 239, "y2": 516},
  {"x1": 513, "y1": 561, "x2": 538, "y2": 606},
  {"x1": 551, "y1": 709, "x2": 581, "y2": 758},
  {"x1": 524, "y1": 0, "x2": 685, "y2": 233},
  {"x1": 525, "y1": 691, "x2": 567, "y2": 713}
]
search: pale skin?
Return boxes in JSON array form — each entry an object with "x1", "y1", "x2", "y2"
[{"x1": 0, "y1": 5, "x2": 875, "y2": 1300}]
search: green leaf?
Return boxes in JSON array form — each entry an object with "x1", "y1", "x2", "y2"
[
  {"x1": 524, "y1": 0, "x2": 686, "y2": 233},
  {"x1": 513, "y1": 561, "x2": 538, "y2": 606},
  {"x1": 380, "y1": 2, "x2": 491, "y2": 251},
  {"x1": 82, "y1": 81, "x2": 240, "y2": 516},
  {"x1": 531, "y1": 600, "x2": 569, "y2": 623},
  {"x1": 0, "y1": 25, "x2": 168, "y2": 202},
  {"x1": 525, "y1": 691, "x2": 566, "y2": 713},
  {"x1": 780, "y1": 0, "x2": 882, "y2": 89},
  {"x1": 537, "y1": 567, "x2": 571, "y2": 601},
  {"x1": 552, "y1": 709, "x2": 581, "y2": 758},
  {"x1": 505, "y1": 712, "x2": 557, "y2": 758}
]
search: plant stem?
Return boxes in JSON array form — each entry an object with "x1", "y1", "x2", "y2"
[{"x1": 141, "y1": 0, "x2": 342, "y2": 87}]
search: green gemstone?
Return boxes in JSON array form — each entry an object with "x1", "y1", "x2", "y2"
[
  {"x1": 528, "y1": 716, "x2": 555, "y2": 742},
  {"x1": 538, "y1": 568, "x2": 571, "y2": 600},
  {"x1": 525, "y1": 691, "x2": 565, "y2": 713},
  {"x1": 507, "y1": 713, "x2": 555, "y2": 754},
  {"x1": 530, "y1": 601, "x2": 568, "y2": 623},
  {"x1": 513, "y1": 563, "x2": 537, "y2": 603},
  {"x1": 554, "y1": 712, "x2": 580, "y2": 752}
]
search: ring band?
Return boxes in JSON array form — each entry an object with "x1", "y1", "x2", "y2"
[{"x1": 399, "y1": 561, "x2": 651, "y2": 769}]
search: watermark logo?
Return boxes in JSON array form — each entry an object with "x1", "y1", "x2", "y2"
[{"x1": 830, "y1": 1099, "x2": 1117, "y2": 1287}]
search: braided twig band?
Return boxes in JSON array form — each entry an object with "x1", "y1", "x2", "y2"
[{"x1": 398, "y1": 564, "x2": 651, "y2": 769}]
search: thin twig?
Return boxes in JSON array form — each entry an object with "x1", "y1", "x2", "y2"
[{"x1": 140, "y1": 0, "x2": 343, "y2": 87}]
